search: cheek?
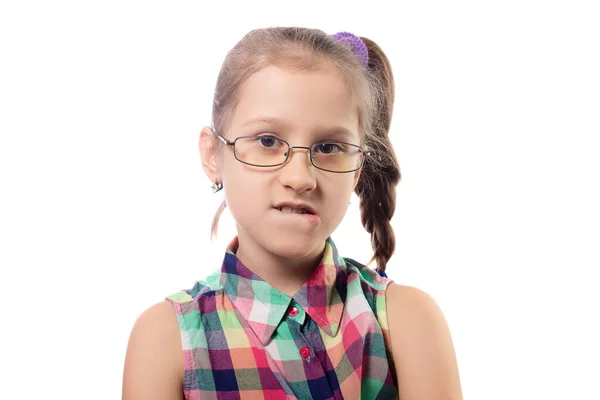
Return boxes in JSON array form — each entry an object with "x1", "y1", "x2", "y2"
[
  {"x1": 326, "y1": 173, "x2": 356, "y2": 195},
  {"x1": 222, "y1": 161, "x2": 268, "y2": 220},
  {"x1": 221, "y1": 153, "x2": 252, "y2": 188},
  {"x1": 322, "y1": 176, "x2": 355, "y2": 216}
]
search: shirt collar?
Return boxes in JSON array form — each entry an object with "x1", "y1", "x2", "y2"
[{"x1": 220, "y1": 237, "x2": 348, "y2": 345}]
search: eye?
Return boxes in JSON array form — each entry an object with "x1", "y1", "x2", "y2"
[
  {"x1": 256, "y1": 136, "x2": 283, "y2": 148},
  {"x1": 315, "y1": 142, "x2": 343, "y2": 154}
]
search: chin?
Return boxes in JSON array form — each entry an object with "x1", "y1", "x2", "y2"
[{"x1": 262, "y1": 232, "x2": 324, "y2": 259}]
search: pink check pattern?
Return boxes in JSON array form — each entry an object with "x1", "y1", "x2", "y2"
[{"x1": 167, "y1": 237, "x2": 398, "y2": 399}]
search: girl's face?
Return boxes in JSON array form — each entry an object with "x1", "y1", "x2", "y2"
[{"x1": 203, "y1": 64, "x2": 362, "y2": 260}]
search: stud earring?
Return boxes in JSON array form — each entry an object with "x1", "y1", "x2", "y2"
[{"x1": 211, "y1": 181, "x2": 223, "y2": 193}]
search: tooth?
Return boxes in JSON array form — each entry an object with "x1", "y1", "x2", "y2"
[{"x1": 280, "y1": 206, "x2": 305, "y2": 214}]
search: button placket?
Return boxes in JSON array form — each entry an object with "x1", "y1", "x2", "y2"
[
  {"x1": 287, "y1": 305, "x2": 299, "y2": 317},
  {"x1": 299, "y1": 346, "x2": 311, "y2": 358},
  {"x1": 285, "y1": 303, "x2": 313, "y2": 361}
]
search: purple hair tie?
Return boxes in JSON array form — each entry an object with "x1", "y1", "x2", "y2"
[{"x1": 330, "y1": 31, "x2": 369, "y2": 67}]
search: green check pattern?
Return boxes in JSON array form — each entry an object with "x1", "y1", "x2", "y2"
[{"x1": 166, "y1": 236, "x2": 398, "y2": 399}]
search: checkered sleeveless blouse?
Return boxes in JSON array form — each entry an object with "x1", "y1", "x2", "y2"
[{"x1": 166, "y1": 237, "x2": 398, "y2": 399}]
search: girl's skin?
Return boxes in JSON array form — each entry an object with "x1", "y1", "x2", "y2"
[
  {"x1": 123, "y1": 63, "x2": 463, "y2": 400},
  {"x1": 203, "y1": 64, "x2": 361, "y2": 297}
]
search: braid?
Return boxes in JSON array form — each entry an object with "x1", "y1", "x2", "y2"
[
  {"x1": 355, "y1": 138, "x2": 401, "y2": 273},
  {"x1": 355, "y1": 37, "x2": 401, "y2": 273}
]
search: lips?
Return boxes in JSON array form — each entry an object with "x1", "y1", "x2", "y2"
[
  {"x1": 276, "y1": 206, "x2": 312, "y2": 214},
  {"x1": 272, "y1": 202, "x2": 321, "y2": 227},
  {"x1": 273, "y1": 202, "x2": 317, "y2": 216}
]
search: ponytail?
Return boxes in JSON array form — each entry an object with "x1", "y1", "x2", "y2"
[
  {"x1": 355, "y1": 37, "x2": 401, "y2": 273},
  {"x1": 211, "y1": 200, "x2": 227, "y2": 239}
]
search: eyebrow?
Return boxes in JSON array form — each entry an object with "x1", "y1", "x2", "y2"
[
  {"x1": 241, "y1": 116, "x2": 289, "y2": 128},
  {"x1": 241, "y1": 116, "x2": 357, "y2": 141}
]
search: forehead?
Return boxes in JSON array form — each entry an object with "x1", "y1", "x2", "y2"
[{"x1": 230, "y1": 64, "x2": 359, "y2": 140}]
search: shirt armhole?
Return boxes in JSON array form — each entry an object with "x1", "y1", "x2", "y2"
[
  {"x1": 165, "y1": 295, "x2": 196, "y2": 379},
  {"x1": 377, "y1": 280, "x2": 398, "y2": 383}
]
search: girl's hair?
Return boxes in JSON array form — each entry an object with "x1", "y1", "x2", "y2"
[{"x1": 209, "y1": 27, "x2": 401, "y2": 273}]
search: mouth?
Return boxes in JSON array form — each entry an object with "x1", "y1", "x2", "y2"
[
  {"x1": 274, "y1": 206, "x2": 315, "y2": 215},
  {"x1": 272, "y1": 203, "x2": 321, "y2": 227}
]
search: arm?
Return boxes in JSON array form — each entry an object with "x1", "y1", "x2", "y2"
[
  {"x1": 386, "y1": 283, "x2": 463, "y2": 400},
  {"x1": 122, "y1": 300, "x2": 184, "y2": 400}
]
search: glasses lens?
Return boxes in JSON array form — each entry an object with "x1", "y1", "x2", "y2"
[
  {"x1": 311, "y1": 142, "x2": 364, "y2": 172},
  {"x1": 234, "y1": 136, "x2": 288, "y2": 166}
]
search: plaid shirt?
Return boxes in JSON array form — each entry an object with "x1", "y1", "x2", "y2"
[{"x1": 167, "y1": 237, "x2": 398, "y2": 399}]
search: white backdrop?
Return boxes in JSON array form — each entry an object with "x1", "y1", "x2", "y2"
[{"x1": 1, "y1": 1, "x2": 599, "y2": 399}]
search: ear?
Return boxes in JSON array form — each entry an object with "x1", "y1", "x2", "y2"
[{"x1": 199, "y1": 126, "x2": 222, "y2": 184}]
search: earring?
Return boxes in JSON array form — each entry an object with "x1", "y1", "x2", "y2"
[{"x1": 211, "y1": 181, "x2": 223, "y2": 193}]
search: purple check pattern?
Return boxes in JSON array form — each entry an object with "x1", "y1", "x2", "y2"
[{"x1": 167, "y1": 237, "x2": 398, "y2": 399}]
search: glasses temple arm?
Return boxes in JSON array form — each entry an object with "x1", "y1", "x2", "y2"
[{"x1": 215, "y1": 134, "x2": 235, "y2": 146}]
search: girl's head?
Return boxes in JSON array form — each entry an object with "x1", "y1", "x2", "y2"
[{"x1": 200, "y1": 27, "x2": 400, "y2": 272}]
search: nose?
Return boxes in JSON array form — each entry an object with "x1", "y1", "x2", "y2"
[{"x1": 278, "y1": 147, "x2": 317, "y2": 193}]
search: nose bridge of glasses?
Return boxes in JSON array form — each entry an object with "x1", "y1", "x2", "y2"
[{"x1": 284, "y1": 145, "x2": 314, "y2": 161}]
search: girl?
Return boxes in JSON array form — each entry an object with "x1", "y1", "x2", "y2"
[{"x1": 123, "y1": 27, "x2": 463, "y2": 400}]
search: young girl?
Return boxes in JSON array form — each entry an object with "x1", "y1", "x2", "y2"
[{"x1": 123, "y1": 27, "x2": 463, "y2": 400}]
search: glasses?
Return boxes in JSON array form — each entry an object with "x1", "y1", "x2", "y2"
[{"x1": 216, "y1": 134, "x2": 367, "y2": 173}]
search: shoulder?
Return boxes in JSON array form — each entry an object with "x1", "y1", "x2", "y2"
[
  {"x1": 122, "y1": 300, "x2": 184, "y2": 400},
  {"x1": 385, "y1": 283, "x2": 441, "y2": 313},
  {"x1": 166, "y1": 269, "x2": 223, "y2": 304},
  {"x1": 344, "y1": 257, "x2": 391, "y2": 292},
  {"x1": 385, "y1": 283, "x2": 464, "y2": 399}
]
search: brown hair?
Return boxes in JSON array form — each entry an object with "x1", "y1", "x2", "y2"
[{"x1": 208, "y1": 27, "x2": 401, "y2": 273}]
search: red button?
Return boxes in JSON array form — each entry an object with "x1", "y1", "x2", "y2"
[
  {"x1": 287, "y1": 306, "x2": 299, "y2": 317},
  {"x1": 300, "y1": 346, "x2": 311, "y2": 358}
]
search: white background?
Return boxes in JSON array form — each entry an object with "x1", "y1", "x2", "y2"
[{"x1": 1, "y1": 0, "x2": 599, "y2": 398}]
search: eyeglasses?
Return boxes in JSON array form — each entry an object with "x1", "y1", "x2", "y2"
[{"x1": 215, "y1": 134, "x2": 367, "y2": 173}]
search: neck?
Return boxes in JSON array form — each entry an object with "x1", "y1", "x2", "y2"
[{"x1": 234, "y1": 232, "x2": 325, "y2": 297}]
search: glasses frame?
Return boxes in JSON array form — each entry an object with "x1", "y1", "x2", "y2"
[{"x1": 215, "y1": 134, "x2": 369, "y2": 173}]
